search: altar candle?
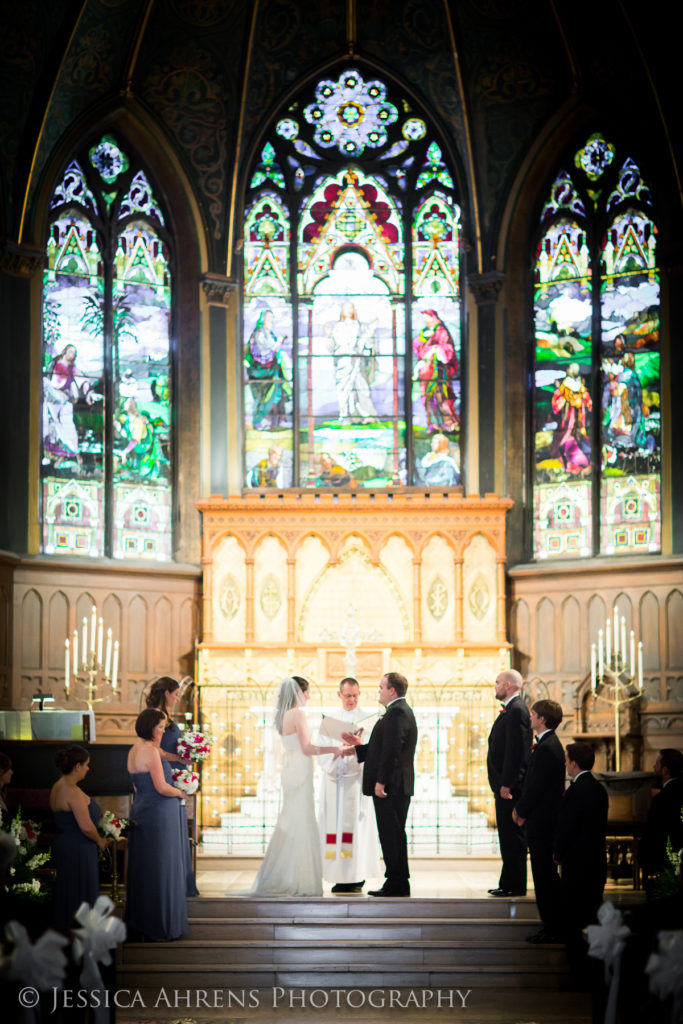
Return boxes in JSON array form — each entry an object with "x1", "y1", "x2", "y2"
[
  {"x1": 90, "y1": 605, "x2": 97, "y2": 654},
  {"x1": 65, "y1": 638, "x2": 70, "y2": 693},
  {"x1": 590, "y1": 643, "x2": 597, "y2": 692},
  {"x1": 81, "y1": 618, "x2": 88, "y2": 669},
  {"x1": 621, "y1": 617, "x2": 627, "y2": 668},
  {"x1": 613, "y1": 607, "x2": 619, "y2": 657},
  {"x1": 105, "y1": 629, "x2": 112, "y2": 679},
  {"x1": 97, "y1": 617, "x2": 104, "y2": 666},
  {"x1": 598, "y1": 629, "x2": 604, "y2": 680},
  {"x1": 606, "y1": 619, "x2": 611, "y2": 666},
  {"x1": 630, "y1": 629, "x2": 636, "y2": 678},
  {"x1": 112, "y1": 641, "x2": 119, "y2": 690},
  {"x1": 72, "y1": 630, "x2": 78, "y2": 676},
  {"x1": 638, "y1": 641, "x2": 643, "y2": 690}
]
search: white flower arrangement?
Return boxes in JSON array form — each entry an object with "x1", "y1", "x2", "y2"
[
  {"x1": 172, "y1": 767, "x2": 199, "y2": 795},
  {"x1": 6, "y1": 810, "x2": 50, "y2": 900},
  {"x1": 97, "y1": 810, "x2": 129, "y2": 840},
  {"x1": 176, "y1": 726, "x2": 213, "y2": 763}
]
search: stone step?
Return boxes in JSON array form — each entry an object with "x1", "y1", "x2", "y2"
[
  {"x1": 117, "y1": 962, "x2": 570, "y2": 990},
  {"x1": 120, "y1": 937, "x2": 565, "y2": 968},
  {"x1": 186, "y1": 896, "x2": 539, "y2": 919},
  {"x1": 185, "y1": 915, "x2": 540, "y2": 941}
]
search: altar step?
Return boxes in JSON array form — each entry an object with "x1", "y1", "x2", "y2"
[{"x1": 117, "y1": 896, "x2": 571, "y2": 990}]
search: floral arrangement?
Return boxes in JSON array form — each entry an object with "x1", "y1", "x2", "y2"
[
  {"x1": 98, "y1": 810, "x2": 130, "y2": 840},
  {"x1": 7, "y1": 810, "x2": 51, "y2": 900},
  {"x1": 176, "y1": 725, "x2": 213, "y2": 762},
  {"x1": 172, "y1": 767, "x2": 199, "y2": 795}
]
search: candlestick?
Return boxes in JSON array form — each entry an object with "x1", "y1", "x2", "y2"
[
  {"x1": 90, "y1": 605, "x2": 97, "y2": 655},
  {"x1": 590, "y1": 643, "x2": 597, "y2": 692},
  {"x1": 598, "y1": 628, "x2": 604, "y2": 681},
  {"x1": 606, "y1": 619, "x2": 611, "y2": 666},
  {"x1": 97, "y1": 617, "x2": 104, "y2": 666},
  {"x1": 112, "y1": 641, "x2": 119, "y2": 690},
  {"x1": 629, "y1": 630, "x2": 636, "y2": 678},
  {"x1": 638, "y1": 641, "x2": 643, "y2": 690},
  {"x1": 105, "y1": 629, "x2": 112, "y2": 679},
  {"x1": 65, "y1": 639, "x2": 70, "y2": 694},
  {"x1": 81, "y1": 618, "x2": 88, "y2": 669},
  {"x1": 72, "y1": 629, "x2": 78, "y2": 677}
]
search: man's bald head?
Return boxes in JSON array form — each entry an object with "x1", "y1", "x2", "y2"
[{"x1": 494, "y1": 669, "x2": 524, "y2": 702}]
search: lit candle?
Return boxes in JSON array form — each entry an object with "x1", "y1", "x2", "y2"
[
  {"x1": 105, "y1": 629, "x2": 112, "y2": 679},
  {"x1": 621, "y1": 617, "x2": 627, "y2": 668},
  {"x1": 598, "y1": 629, "x2": 604, "y2": 681},
  {"x1": 65, "y1": 638, "x2": 70, "y2": 694},
  {"x1": 90, "y1": 605, "x2": 97, "y2": 654},
  {"x1": 590, "y1": 643, "x2": 597, "y2": 692},
  {"x1": 637, "y1": 641, "x2": 643, "y2": 690},
  {"x1": 112, "y1": 640, "x2": 119, "y2": 690},
  {"x1": 613, "y1": 606, "x2": 619, "y2": 657},
  {"x1": 606, "y1": 619, "x2": 611, "y2": 666},
  {"x1": 72, "y1": 629, "x2": 79, "y2": 676},
  {"x1": 630, "y1": 629, "x2": 636, "y2": 678},
  {"x1": 97, "y1": 617, "x2": 104, "y2": 667},
  {"x1": 81, "y1": 618, "x2": 88, "y2": 669}
]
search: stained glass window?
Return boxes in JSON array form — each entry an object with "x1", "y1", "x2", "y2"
[
  {"x1": 242, "y1": 66, "x2": 462, "y2": 489},
  {"x1": 42, "y1": 137, "x2": 173, "y2": 559},
  {"x1": 533, "y1": 133, "x2": 660, "y2": 559}
]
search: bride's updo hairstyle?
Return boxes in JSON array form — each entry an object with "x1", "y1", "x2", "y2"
[
  {"x1": 146, "y1": 676, "x2": 179, "y2": 718},
  {"x1": 55, "y1": 745, "x2": 89, "y2": 775},
  {"x1": 274, "y1": 675, "x2": 308, "y2": 734}
]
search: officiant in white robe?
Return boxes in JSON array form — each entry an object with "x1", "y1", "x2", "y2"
[{"x1": 316, "y1": 677, "x2": 382, "y2": 893}]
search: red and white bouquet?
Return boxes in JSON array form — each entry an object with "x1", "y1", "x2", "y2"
[
  {"x1": 172, "y1": 767, "x2": 199, "y2": 795},
  {"x1": 176, "y1": 726, "x2": 213, "y2": 762},
  {"x1": 98, "y1": 810, "x2": 129, "y2": 840}
]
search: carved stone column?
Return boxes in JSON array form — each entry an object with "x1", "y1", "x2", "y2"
[
  {"x1": 200, "y1": 274, "x2": 238, "y2": 497},
  {"x1": 467, "y1": 271, "x2": 504, "y2": 496}
]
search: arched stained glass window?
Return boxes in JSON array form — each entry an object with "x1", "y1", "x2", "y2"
[
  {"x1": 42, "y1": 136, "x2": 173, "y2": 559},
  {"x1": 533, "y1": 133, "x2": 660, "y2": 559},
  {"x1": 243, "y1": 67, "x2": 462, "y2": 489}
]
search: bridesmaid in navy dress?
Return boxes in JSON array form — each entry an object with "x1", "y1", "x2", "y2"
[
  {"x1": 146, "y1": 676, "x2": 199, "y2": 896},
  {"x1": 125, "y1": 708, "x2": 188, "y2": 941},
  {"x1": 49, "y1": 746, "x2": 108, "y2": 931}
]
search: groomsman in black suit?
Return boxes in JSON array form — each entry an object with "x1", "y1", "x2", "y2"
[
  {"x1": 342, "y1": 672, "x2": 417, "y2": 897},
  {"x1": 553, "y1": 741, "x2": 608, "y2": 984},
  {"x1": 486, "y1": 669, "x2": 532, "y2": 896},
  {"x1": 512, "y1": 699, "x2": 565, "y2": 942},
  {"x1": 639, "y1": 748, "x2": 683, "y2": 893}
]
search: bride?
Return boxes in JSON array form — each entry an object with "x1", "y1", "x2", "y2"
[{"x1": 247, "y1": 676, "x2": 340, "y2": 896}]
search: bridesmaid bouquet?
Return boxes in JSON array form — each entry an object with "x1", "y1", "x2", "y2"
[
  {"x1": 98, "y1": 810, "x2": 130, "y2": 840},
  {"x1": 172, "y1": 767, "x2": 200, "y2": 794},
  {"x1": 176, "y1": 726, "x2": 213, "y2": 762},
  {"x1": 7, "y1": 810, "x2": 51, "y2": 900}
]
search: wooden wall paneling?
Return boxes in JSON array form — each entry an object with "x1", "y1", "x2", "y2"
[
  {"x1": 128, "y1": 595, "x2": 148, "y2": 677},
  {"x1": 561, "y1": 595, "x2": 581, "y2": 674},
  {"x1": 640, "y1": 591, "x2": 661, "y2": 671},
  {"x1": 510, "y1": 598, "x2": 530, "y2": 676},
  {"x1": 535, "y1": 597, "x2": 555, "y2": 675},
  {"x1": 47, "y1": 591, "x2": 68, "y2": 669},
  {"x1": 587, "y1": 594, "x2": 606, "y2": 661},
  {"x1": 21, "y1": 589, "x2": 42, "y2": 669},
  {"x1": 614, "y1": 591, "x2": 633, "y2": 639},
  {"x1": 666, "y1": 589, "x2": 683, "y2": 668},
  {"x1": 153, "y1": 595, "x2": 173, "y2": 675},
  {"x1": 179, "y1": 597, "x2": 197, "y2": 677}
]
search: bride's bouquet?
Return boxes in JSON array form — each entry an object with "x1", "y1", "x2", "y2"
[
  {"x1": 98, "y1": 810, "x2": 130, "y2": 840},
  {"x1": 176, "y1": 725, "x2": 213, "y2": 763},
  {"x1": 172, "y1": 767, "x2": 200, "y2": 795}
]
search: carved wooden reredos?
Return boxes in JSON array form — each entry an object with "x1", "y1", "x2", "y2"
[{"x1": 198, "y1": 491, "x2": 512, "y2": 674}]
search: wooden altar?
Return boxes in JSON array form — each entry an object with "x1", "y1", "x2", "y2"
[{"x1": 195, "y1": 491, "x2": 512, "y2": 854}]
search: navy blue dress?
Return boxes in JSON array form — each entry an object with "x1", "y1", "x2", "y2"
[
  {"x1": 125, "y1": 760, "x2": 188, "y2": 941},
  {"x1": 53, "y1": 798, "x2": 101, "y2": 931},
  {"x1": 161, "y1": 722, "x2": 199, "y2": 896}
]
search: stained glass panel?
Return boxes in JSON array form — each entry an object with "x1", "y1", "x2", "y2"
[
  {"x1": 50, "y1": 161, "x2": 98, "y2": 214},
  {"x1": 606, "y1": 158, "x2": 653, "y2": 212},
  {"x1": 42, "y1": 214, "x2": 105, "y2": 556},
  {"x1": 250, "y1": 142, "x2": 285, "y2": 190},
  {"x1": 119, "y1": 170, "x2": 165, "y2": 225},
  {"x1": 112, "y1": 221, "x2": 172, "y2": 559},
  {"x1": 89, "y1": 135, "x2": 129, "y2": 184},
  {"x1": 540, "y1": 170, "x2": 585, "y2": 223},
  {"x1": 244, "y1": 299, "x2": 294, "y2": 487},
  {"x1": 417, "y1": 142, "x2": 454, "y2": 190},
  {"x1": 574, "y1": 132, "x2": 615, "y2": 181},
  {"x1": 533, "y1": 219, "x2": 593, "y2": 558},
  {"x1": 600, "y1": 210, "x2": 660, "y2": 553},
  {"x1": 303, "y1": 69, "x2": 398, "y2": 156}
]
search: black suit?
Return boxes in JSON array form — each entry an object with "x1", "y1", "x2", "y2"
[
  {"x1": 487, "y1": 694, "x2": 532, "y2": 892},
  {"x1": 515, "y1": 730, "x2": 565, "y2": 933},
  {"x1": 554, "y1": 771, "x2": 608, "y2": 977},
  {"x1": 356, "y1": 697, "x2": 417, "y2": 892},
  {"x1": 639, "y1": 777, "x2": 683, "y2": 882}
]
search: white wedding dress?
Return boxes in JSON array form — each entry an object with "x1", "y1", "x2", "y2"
[{"x1": 248, "y1": 732, "x2": 323, "y2": 896}]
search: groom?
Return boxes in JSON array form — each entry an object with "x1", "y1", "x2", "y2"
[{"x1": 342, "y1": 672, "x2": 417, "y2": 897}]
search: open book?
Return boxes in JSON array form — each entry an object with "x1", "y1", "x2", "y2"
[{"x1": 318, "y1": 712, "x2": 377, "y2": 743}]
